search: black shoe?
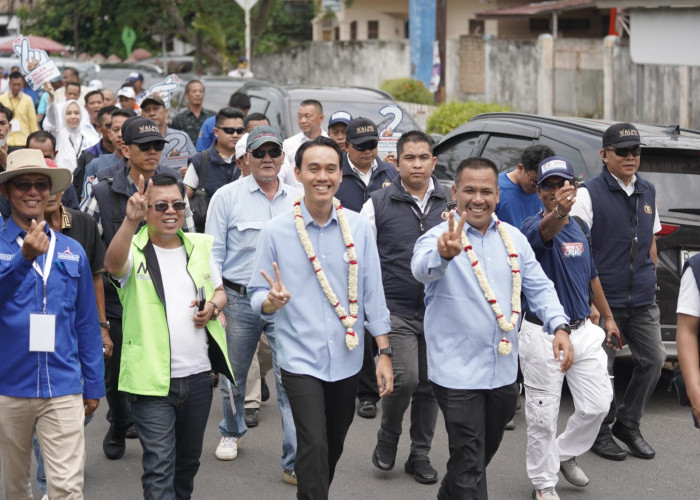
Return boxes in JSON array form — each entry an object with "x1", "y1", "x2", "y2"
[
  {"x1": 372, "y1": 443, "x2": 396, "y2": 471},
  {"x1": 405, "y1": 456, "x2": 438, "y2": 484},
  {"x1": 261, "y1": 378, "x2": 270, "y2": 402},
  {"x1": 590, "y1": 435, "x2": 626, "y2": 461},
  {"x1": 244, "y1": 408, "x2": 259, "y2": 428},
  {"x1": 103, "y1": 425, "x2": 126, "y2": 460},
  {"x1": 125, "y1": 424, "x2": 138, "y2": 439},
  {"x1": 357, "y1": 400, "x2": 376, "y2": 419},
  {"x1": 612, "y1": 422, "x2": 655, "y2": 459}
]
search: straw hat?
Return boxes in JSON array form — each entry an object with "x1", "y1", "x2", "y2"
[{"x1": 0, "y1": 149, "x2": 72, "y2": 194}]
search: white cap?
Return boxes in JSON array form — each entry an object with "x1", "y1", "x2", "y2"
[
  {"x1": 236, "y1": 133, "x2": 249, "y2": 159},
  {"x1": 116, "y1": 86, "x2": 135, "y2": 99},
  {"x1": 88, "y1": 79, "x2": 103, "y2": 90}
]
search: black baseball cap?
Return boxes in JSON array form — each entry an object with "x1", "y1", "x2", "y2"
[
  {"x1": 121, "y1": 116, "x2": 167, "y2": 145},
  {"x1": 602, "y1": 122, "x2": 643, "y2": 149},
  {"x1": 346, "y1": 117, "x2": 378, "y2": 145},
  {"x1": 140, "y1": 94, "x2": 165, "y2": 108}
]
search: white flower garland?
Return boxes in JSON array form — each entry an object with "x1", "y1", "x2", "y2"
[
  {"x1": 294, "y1": 196, "x2": 360, "y2": 350},
  {"x1": 460, "y1": 215, "x2": 521, "y2": 356}
]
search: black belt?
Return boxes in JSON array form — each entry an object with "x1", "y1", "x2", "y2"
[
  {"x1": 223, "y1": 278, "x2": 247, "y2": 296},
  {"x1": 524, "y1": 313, "x2": 586, "y2": 330}
]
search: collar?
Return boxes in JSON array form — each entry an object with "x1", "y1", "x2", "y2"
[
  {"x1": 60, "y1": 205, "x2": 72, "y2": 230},
  {"x1": 400, "y1": 177, "x2": 435, "y2": 198},
  {"x1": 3, "y1": 215, "x2": 50, "y2": 242},
  {"x1": 245, "y1": 173, "x2": 286, "y2": 196},
  {"x1": 347, "y1": 156, "x2": 377, "y2": 175},
  {"x1": 300, "y1": 197, "x2": 338, "y2": 228},
  {"x1": 134, "y1": 225, "x2": 191, "y2": 254},
  {"x1": 458, "y1": 213, "x2": 498, "y2": 237}
]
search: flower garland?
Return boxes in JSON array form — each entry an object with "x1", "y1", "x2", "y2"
[
  {"x1": 293, "y1": 196, "x2": 359, "y2": 350},
  {"x1": 460, "y1": 215, "x2": 521, "y2": 356}
]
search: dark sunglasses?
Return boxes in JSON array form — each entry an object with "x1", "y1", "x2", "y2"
[
  {"x1": 136, "y1": 141, "x2": 166, "y2": 152},
  {"x1": 10, "y1": 180, "x2": 52, "y2": 192},
  {"x1": 148, "y1": 201, "x2": 187, "y2": 212},
  {"x1": 607, "y1": 146, "x2": 642, "y2": 157},
  {"x1": 219, "y1": 127, "x2": 245, "y2": 135},
  {"x1": 251, "y1": 147, "x2": 283, "y2": 159},
  {"x1": 351, "y1": 141, "x2": 378, "y2": 152},
  {"x1": 538, "y1": 180, "x2": 567, "y2": 192}
]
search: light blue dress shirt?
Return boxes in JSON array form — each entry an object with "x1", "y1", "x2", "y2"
[
  {"x1": 249, "y1": 199, "x2": 391, "y2": 382},
  {"x1": 412, "y1": 216, "x2": 568, "y2": 390},
  {"x1": 205, "y1": 175, "x2": 301, "y2": 284}
]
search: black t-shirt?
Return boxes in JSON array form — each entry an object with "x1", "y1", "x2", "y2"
[{"x1": 62, "y1": 206, "x2": 106, "y2": 274}]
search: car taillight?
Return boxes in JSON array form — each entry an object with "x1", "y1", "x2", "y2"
[{"x1": 656, "y1": 223, "x2": 680, "y2": 237}]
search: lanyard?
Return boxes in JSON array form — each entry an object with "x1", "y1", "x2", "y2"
[
  {"x1": 69, "y1": 135, "x2": 84, "y2": 158},
  {"x1": 16, "y1": 229, "x2": 56, "y2": 313}
]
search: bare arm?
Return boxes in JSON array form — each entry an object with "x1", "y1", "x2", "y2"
[
  {"x1": 651, "y1": 236, "x2": 658, "y2": 270},
  {"x1": 677, "y1": 313, "x2": 700, "y2": 424},
  {"x1": 590, "y1": 276, "x2": 621, "y2": 347}
]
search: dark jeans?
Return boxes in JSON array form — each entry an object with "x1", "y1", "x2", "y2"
[
  {"x1": 282, "y1": 369, "x2": 358, "y2": 500},
  {"x1": 357, "y1": 330, "x2": 379, "y2": 403},
  {"x1": 130, "y1": 372, "x2": 213, "y2": 500},
  {"x1": 433, "y1": 382, "x2": 518, "y2": 500},
  {"x1": 105, "y1": 316, "x2": 132, "y2": 430},
  {"x1": 378, "y1": 315, "x2": 438, "y2": 458},
  {"x1": 599, "y1": 303, "x2": 666, "y2": 433}
]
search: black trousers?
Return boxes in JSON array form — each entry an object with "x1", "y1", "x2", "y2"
[
  {"x1": 104, "y1": 316, "x2": 132, "y2": 430},
  {"x1": 281, "y1": 369, "x2": 358, "y2": 500},
  {"x1": 433, "y1": 382, "x2": 518, "y2": 500},
  {"x1": 357, "y1": 330, "x2": 379, "y2": 403}
]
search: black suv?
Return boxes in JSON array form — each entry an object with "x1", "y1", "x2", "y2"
[{"x1": 433, "y1": 112, "x2": 700, "y2": 360}]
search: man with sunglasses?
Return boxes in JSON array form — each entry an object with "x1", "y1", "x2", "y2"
[
  {"x1": 519, "y1": 156, "x2": 618, "y2": 500},
  {"x1": 336, "y1": 116, "x2": 397, "y2": 420},
  {"x1": 184, "y1": 107, "x2": 245, "y2": 232},
  {"x1": 205, "y1": 125, "x2": 299, "y2": 484},
  {"x1": 82, "y1": 116, "x2": 195, "y2": 461},
  {"x1": 495, "y1": 144, "x2": 554, "y2": 228},
  {"x1": 569, "y1": 122, "x2": 665, "y2": 462},
  {"x1": 0, "y1": 149, "x2": 104, "y2": 499}
]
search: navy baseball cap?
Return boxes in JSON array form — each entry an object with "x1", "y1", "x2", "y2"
[
  {"x1": 122, "y1": 116, "x2": 167, "y2": 145},
  {"x1": 127, "y1": 71, "x2": 144, "y2": 82},
  {"x1": 346, "y1": 117, "x2": 378, "y2": 145},
  {"x1": 602, "y1": 122, "x2": 643, "y2": 149},
  {"x1": 537, "y1": 156, "x2": 575, "y2": 185},
  {"x1": 328, "y1": 111, "x2": 352, "y2": 128}
]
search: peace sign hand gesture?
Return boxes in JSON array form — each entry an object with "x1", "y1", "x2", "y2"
[
  {"x1": 437, "y1": 210, "x2": 466, "y2": 260},
  {"x1": 125, "y1": 175, "x2": 151, "y2": 223},
  {"x1": 260, "y1": 262, "x2": 290, "y2": 314}
]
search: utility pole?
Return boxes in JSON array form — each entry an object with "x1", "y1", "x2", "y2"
[{"x1": 435, "y1": 0, "x2": 446, "y2": 104}]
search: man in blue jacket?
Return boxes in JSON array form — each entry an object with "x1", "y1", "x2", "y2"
[{"x1": 0, "y1": 149, "x2": 104, "y2": 499}]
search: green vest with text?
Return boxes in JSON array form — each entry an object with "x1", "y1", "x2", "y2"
[{"x1": 115, "y1": 227, "x2": 233, "y2": 396}]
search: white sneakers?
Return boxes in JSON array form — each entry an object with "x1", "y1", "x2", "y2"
[
  {"x1": 559, "y1": 457, "x2": 590, "y2": 487},
  {"x1": 215, "y1": 436, "x2": 239, "y2": 461},
  {"x1": 533, "y1": 486, "x2": 560, "y2": 500}
]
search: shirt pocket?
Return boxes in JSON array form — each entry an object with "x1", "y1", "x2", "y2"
[
  {"x1": 235, "y1": 221, "x2": 264, "y2": 250},
  {"x1": 53, "y1": 259, "x2": 81, "y2": 310}
]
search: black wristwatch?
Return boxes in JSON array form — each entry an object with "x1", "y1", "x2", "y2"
[
  {"x1": 378, "y1": 346, "x2": 394, "y2": 358},
  {"x1": 100, "y1": 321, "x2": 110, "y2": 330},
  {"x1": 554, "y1": 323, "x2": 572, "y2": 335}
]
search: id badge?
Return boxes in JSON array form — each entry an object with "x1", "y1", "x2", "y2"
[
  {"x1": 10, "y1": 119, "x2": 19, "y2": 133},
  {"x1": 29, "y1": 313, "x2": 56, "y2": 352}
]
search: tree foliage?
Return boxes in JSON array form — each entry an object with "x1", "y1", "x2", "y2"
[{"x1": 17, "y1": 0, "x2": 314, "y2": 72}]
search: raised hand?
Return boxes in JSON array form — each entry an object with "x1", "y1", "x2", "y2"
[
  {"x1": 21, "y1": 219, "x2": 49, "y2": 261},
  {"x1": 555, "y1": 180, "x2": 577, "y2": 215},
  {"x1": 437, "y1": 210, "x2": 466, "y2": 260},
  {"x1": 260, "y1": 262, "x2": 290, "y2": 313},
  {"x1": 125, "y1": 175, "x2": 151, "y2": 223}
]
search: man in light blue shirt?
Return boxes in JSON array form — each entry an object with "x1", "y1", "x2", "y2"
[
  {"x1": 205, "y1": 125, "x2": 299, "y2": 483},
  {"x1": 248, "y1": 136, "x2": 393, "y2": 499},
  {"x1": 412, "y1": 156, "x2": 573, "y2": 500}
]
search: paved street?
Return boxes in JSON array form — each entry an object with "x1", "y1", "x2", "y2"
[{"x1": 7, "y1": 365, "x2": 700, "y2": 499}]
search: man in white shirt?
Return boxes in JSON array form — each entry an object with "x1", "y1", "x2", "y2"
[{"x1": 279, "y1": 99, "x2": 327, "y2": 188}]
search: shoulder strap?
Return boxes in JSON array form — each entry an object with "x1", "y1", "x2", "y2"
[
  {"x1": 571, "y1": 215, "x2": 592, "y2": 249},
  {"x1": 199, "y1": 151, "x2": 209, "y2": 188}
]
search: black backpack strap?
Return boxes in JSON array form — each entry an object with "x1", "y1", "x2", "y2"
[{"x1": 198, "y1": 151, "x2": 209, "y2": 193}]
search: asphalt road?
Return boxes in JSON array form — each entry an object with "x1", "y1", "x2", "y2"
[{"x1": 7, "y1": 365, "x2": 700, "y2": 500}]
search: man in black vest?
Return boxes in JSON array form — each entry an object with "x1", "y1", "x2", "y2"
[
  {"x1": 361, "y1": 130, "x2": 449, "y2": 483},
  {"x1": 570, "y1": 122, "x2": 665, "y2": 461}
]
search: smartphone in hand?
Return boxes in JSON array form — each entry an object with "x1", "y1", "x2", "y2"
[
  {"x1": 197, "y1": 286, "x2": 206, "y2": 311},
  {"x1": 603, "y1": 329, "x2": 623, "y2": 350}
]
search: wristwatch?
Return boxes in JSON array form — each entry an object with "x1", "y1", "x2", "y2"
[
  {"x1": 377, "y1": 346, "x2": 394, "y2": 358},
  {"x1": 99, "y1": 321, "x2": 110, "y2": 330},
  {"x1": 554, "y1": 205, "x2": 568, "y2": 219},
  {"x1": 208, "y1": 301, "x2": 221, "y2": 318},
  {"x1": 554, "y1": 323, "x2": 572, "y2": 335}
]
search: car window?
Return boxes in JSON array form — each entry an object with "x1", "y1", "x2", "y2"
[
  {"x1": 639, "y1": 148, "x2": 700, "y2": 216},
  {"x1": 538, "y1": 136, "x2": 590, "y2": 181},
  {"x1": 435, "y1": 133, "x2": 483, "y2": 182},
  {"x1": 481, "y1": 135, "x2": 535, "y2": 173},
  {"x1": 247, "y1": 94, "x2": 286, "y2": 137}
]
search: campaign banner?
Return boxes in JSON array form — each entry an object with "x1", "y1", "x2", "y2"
[
  {"x1": 145, "y1": 74, "x2": 182, "y2": 108},
  {"x1": 13, "y1": 37, "x2": 61, "y2": 91}
]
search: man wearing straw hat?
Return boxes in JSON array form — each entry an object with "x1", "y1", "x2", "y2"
[{"x1": 0, "y1": 148, "x2": 104, "y2": 499}]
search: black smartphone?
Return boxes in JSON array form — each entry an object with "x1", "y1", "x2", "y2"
[
  {"x1": 604, "y1": 329, "x2": 623, "y2": 350},
  {"x1": 197, "y1": 286, "x2": 206, "y2": 311}
]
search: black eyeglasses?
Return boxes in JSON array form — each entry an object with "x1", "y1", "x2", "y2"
[
  {"x1": 10, "y1": 180, "x2": 52, "y2": 192},
  {"x1": 219, "y1": 127, "x2": 245, "y2": 135},
  {"x1": 538, "y1": 180, "x2": 567, "y2": 192},
  {"x1": 251, "y1": 147, "x2": 283, "y2": 159},
  {"x1": 351, "y1": 141, "x2": 378, "y2": 152},
  {"x1": 607, "y1": 146, "x2": 642, "y2": 157},
  {"x1": 148, "y1": 201, "x2": 187, "y2": 211},
  {"x1": 136, "y1": 141, "x2": 166, "y2": 152}
]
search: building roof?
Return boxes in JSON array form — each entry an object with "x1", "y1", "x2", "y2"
[{"x1": 476, "y1": 0, "x2": 596, "y2": 19}]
